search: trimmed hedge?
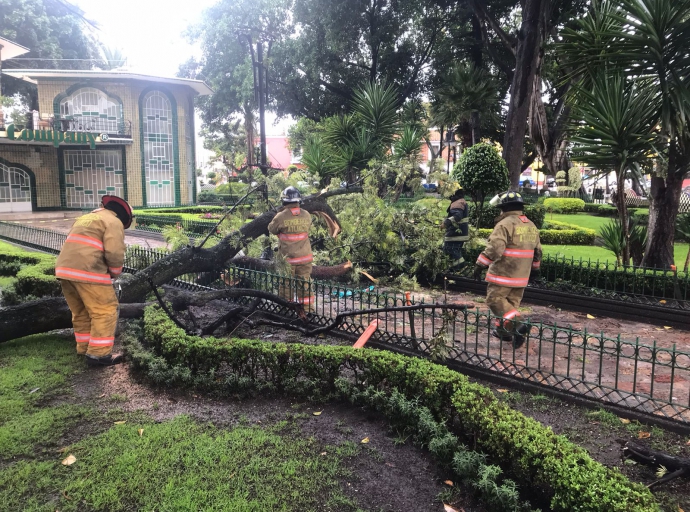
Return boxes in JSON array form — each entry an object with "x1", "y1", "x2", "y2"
[
  {"x1": 543, "y1": 198, "x2": 586, "y2": 213},
  {"x1": 0, "y1": 244, "x2": 60, "y2": 305},
  {"x1": 470, "y1": 204, "x2": 545, "y2": 229},
  {"x1": 129, "y1": 306, "x2": 659, "y2": 512},
  {"x1": 478, "y1": 221, "x2": 596, "y2": 245}
]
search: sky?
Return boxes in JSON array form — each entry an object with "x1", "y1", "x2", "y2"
[{"x1": 73, "y1": 0, "x2": 292, "y2": 166}]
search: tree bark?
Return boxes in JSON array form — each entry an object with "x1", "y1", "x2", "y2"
[
  {"x1": 502, "y1": 0, "x2": 547, "y2": 188},
  {"x1": 0, "y1": 187, "x2": 362, "y2": 343},
  {"x1": 642, "y1": 171, "x2": 684, "y2": 269}
]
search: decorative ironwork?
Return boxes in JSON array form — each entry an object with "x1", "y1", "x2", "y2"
[
  {"x1": 63, "y1": 150, "x2": 124, "y2": 208},
  {"x1": 142, "y1": 91, "x2": 176, "y2": 206}
]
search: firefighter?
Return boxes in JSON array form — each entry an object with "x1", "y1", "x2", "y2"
[
  {"x1": 442, "y1": 187, "x2": 469, "y2": 272},
  {"x1": 473, "y1": 191, "x2": 541, "y2": 348},
  {"x1": 55, "y1": 195, "x2": 132, "y2": 366},
  {"x1": 268, "y1": 186, "x2": 315, "y2": 312}
]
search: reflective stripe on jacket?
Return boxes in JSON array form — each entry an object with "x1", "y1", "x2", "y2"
[
  {"x1": 476, "y1": 211, "x2": 542, "y2": 288},
  {"x1": 267, "y1": 204, "x2": 313, "y2": 265},
  {"x1": 443, "y1": 198, "x2": 469, "y2": 242},
  {"x1": 55, "y1": 208, "x2": 125, "y2": 285}
]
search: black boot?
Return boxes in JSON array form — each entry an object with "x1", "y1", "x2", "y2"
[
  {"x1": 86, "y1": 353, "x2": 123, "y2": 367},
  {"x1": 513, "y1": 324, "x2": 531, "y2": 349},
  {"x1": 491, "y1": 329, "x2": 514, "y2": 342}
]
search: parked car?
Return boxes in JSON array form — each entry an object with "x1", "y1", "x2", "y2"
[{"x1": 422, "y1": 183, "x2": 438, "y2": 192}]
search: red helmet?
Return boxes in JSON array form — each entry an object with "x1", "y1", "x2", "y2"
[{"x1": 101, "y1": 195, "x2": 134, "y2": 229}]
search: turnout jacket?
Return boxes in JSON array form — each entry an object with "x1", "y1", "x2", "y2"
[
  {"x1": 268, "y1": 204, "x2": 313, "y2": 265},
  {"x1": 476, "y1": 211, "x2": 542, "y2": 288},
  {"x1": 443, "y1": 198, "x2": 469, "y2": 242},
  {"x1": 55, "y1": 208, "x2": 125, "y2": 285}
]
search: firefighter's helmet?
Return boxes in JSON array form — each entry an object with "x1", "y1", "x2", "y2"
[
  {"x1": 281, "y1": 186, "x2": 302, "y2": 205},
  {"x1": 102, "y1": 195, "x2": 134, "y2": 229},
  {"x1": 489, "y1": 191, "x2": 524, "y2": 210},
  {"x1": 449, "y1": 185, "x2": 464, "y2": 202}
]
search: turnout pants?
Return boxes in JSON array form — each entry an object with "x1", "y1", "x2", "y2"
[
  {"x1": 278, "y1": 264, "x2": 315, "y2": 312},
  {"x1": 486, "y1": 283, "x2": 525, "y2": 336},
  {"x1": 60, "y1": 280, "x2": 119, "y2": 357},
  {"x1": 443, "y1": 241, "x2": 466, "y2": 271}
]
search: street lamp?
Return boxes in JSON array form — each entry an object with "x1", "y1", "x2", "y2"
[{"x1": 443, "y1": 128, "x2": 457, "y2": 174}]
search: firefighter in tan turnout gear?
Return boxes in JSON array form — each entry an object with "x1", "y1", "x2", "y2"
[
  {"x1": 56, "y1": 195, "x2": 133, "y2": 366},
  {"x1": 473, "y1": 191, "x2": 541, "y2": 348},
  {"x1": 268, "y1": 187, "x2": 315, "y2": 312}
]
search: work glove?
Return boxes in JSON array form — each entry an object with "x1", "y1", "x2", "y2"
[
  {"x1": 473, "y1": 264, "x2": 485, "y2": 281},
  {"x1": 529, "y1": 269, "x2": 541, "y2": 283}
]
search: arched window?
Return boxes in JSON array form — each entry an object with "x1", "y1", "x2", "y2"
[
  {"x1": 59, "y1": 87, "x2": 123, "y2": 133},
  {"x1": 0, "y1": 163, "x2": 32, "y2": 212},
  {"x1": 141, "y1": 90, "x2": 176, "y2": 205}
]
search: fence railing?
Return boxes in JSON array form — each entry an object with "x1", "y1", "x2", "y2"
[
  {"x1": 2, "y1": 220, "x2": 689, "y2": 424},
  {"x1": 223, "y1": 265, "x2": 690, "y2": 426},
  {"x1": 460, "y1": 248, "x2": 690, "y2": 309},
  {"x1": 134, "y1": 215, "x2": 219, "y2": 237}
]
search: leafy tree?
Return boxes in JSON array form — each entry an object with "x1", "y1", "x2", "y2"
[
  {"x1": 0, "y1": 0, "x2": 101, "y2": 108},
  {"x1": 452, "y1": 142, "x2": 510, "y2": 226},
  {"x1": 101, "y1": 46, "x2": 126, "y2": 70}
]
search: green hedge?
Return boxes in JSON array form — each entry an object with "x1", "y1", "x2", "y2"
[
  {"x1": 478, "y1": 221, "x2": 596, "y2": 245},
  {"x1": 128, "y1": 306, "x2": 659, "y2": 512},
  {"x1": 137, "y1": 206, "x2": 226, "y2": 215},
  {"x1": 470, "y1": 204, "x2": 545, "y2": 229},
  {"x1": 0, "y1": 244, "x2": 60, "y2": 305},
  {"x1": 543, "y1": 198, "x2": 586, "y2": 213}
]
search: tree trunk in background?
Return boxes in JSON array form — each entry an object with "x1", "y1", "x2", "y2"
[
  {"x1": 642, "y1": 171, "x2": 684, "y2": 269},
  {"x1": 503, "y1": 0, "x2": 546, "y2": 188}
]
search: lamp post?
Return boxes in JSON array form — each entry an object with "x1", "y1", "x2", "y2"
[{"x1": 443, "y1": 128, "x2": 457, "y2": 174}]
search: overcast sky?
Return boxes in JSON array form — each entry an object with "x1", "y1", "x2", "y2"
[{"x1": 73, "y1": 0, "x2": 291, "y2": 165}]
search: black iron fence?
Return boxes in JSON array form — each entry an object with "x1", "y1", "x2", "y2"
[
  {"x1": 134, "y1": 214, "x2": 219, "y2": 237},
  {"x1": 1, "y1": 220, "x2": 689, "y2": 424},
  {"x1": 223, "y1": 265, "x2": 690, "y2": 426}
]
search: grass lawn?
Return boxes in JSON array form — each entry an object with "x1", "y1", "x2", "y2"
[
  {"x1": 542, "y1": 243, "x2": 690, "y2": 267},
  {"x1": 547, "y1": 213, "x2": 611, "y2": 233}
]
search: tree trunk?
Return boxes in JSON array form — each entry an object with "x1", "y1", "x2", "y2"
[
  {"x1": 470, "y1": 112, "x2": 481, "y2": 146},
  {"x1": 0, "y1": 188, "x2": 362, "y2": 343},
  {"x1": 502, "y1": 0, "x2": 546, "y2": 188},
  {"x1": 616, "y1": 175, "x2": 630, "y2": 265},
  {"x1": 642, "y1": 171, "x2": 684, "y2": 269}
]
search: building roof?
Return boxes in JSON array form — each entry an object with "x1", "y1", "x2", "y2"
[
  {"x1": 0, "y1": 37, "x2": 30, "y2": 61},
  {"x1": 2, "y1": 68, "x2": 213, "y2": 95}
]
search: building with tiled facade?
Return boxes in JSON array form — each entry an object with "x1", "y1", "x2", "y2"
[{"x1": 0, "y1": 69, "x2": 211, "y2": 212}]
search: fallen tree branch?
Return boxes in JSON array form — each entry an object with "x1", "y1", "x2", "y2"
[
  {"x1": 0, "y1": 187, "x2": 363, "y2": 343},
  {"x1": 623, "y1": 441, "x2": 690, "y2": 489},
  {"x1": 228, "y1": 256, "x2": 352, "y2": 280},
  {"x1": 248, "y1": 303, "x2": 472, "y2": 336}
]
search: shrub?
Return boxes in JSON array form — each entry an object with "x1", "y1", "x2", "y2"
[
  {"x1": 0, "y1": 245, "x2": 60, "y2": 305},
  {"x1": 584, "y1": 204, "x2": 619, "y2": 216},
  {"x1": 469, "y1": 204, "x2": 545, "y2": 229},
  {"x1": 478, "y1": 224, "x2": 596, "y2": 245},
  {"x1": 452, "y1": 143, "x2": 510, "y2": 223},
  {"x1": 128, "y1": 306, "x2": 659, "y2": 512},
  {"x1": 543, "y1": 198, "x2": 586, "y2": 213},
  {"x1": 198, "y1": 190, "x2": 219, "y2": 202}
]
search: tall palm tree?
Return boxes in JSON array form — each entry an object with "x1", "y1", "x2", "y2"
[
  {"x1": 570, "y1": 72, "x2": 660, "y2": 264},
  {"x1": 562, "y1": 0, "x2": 690, "y2": 268},
  {"x1": 432, "y1": 63, "x2": 500, "y2": 148}
]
